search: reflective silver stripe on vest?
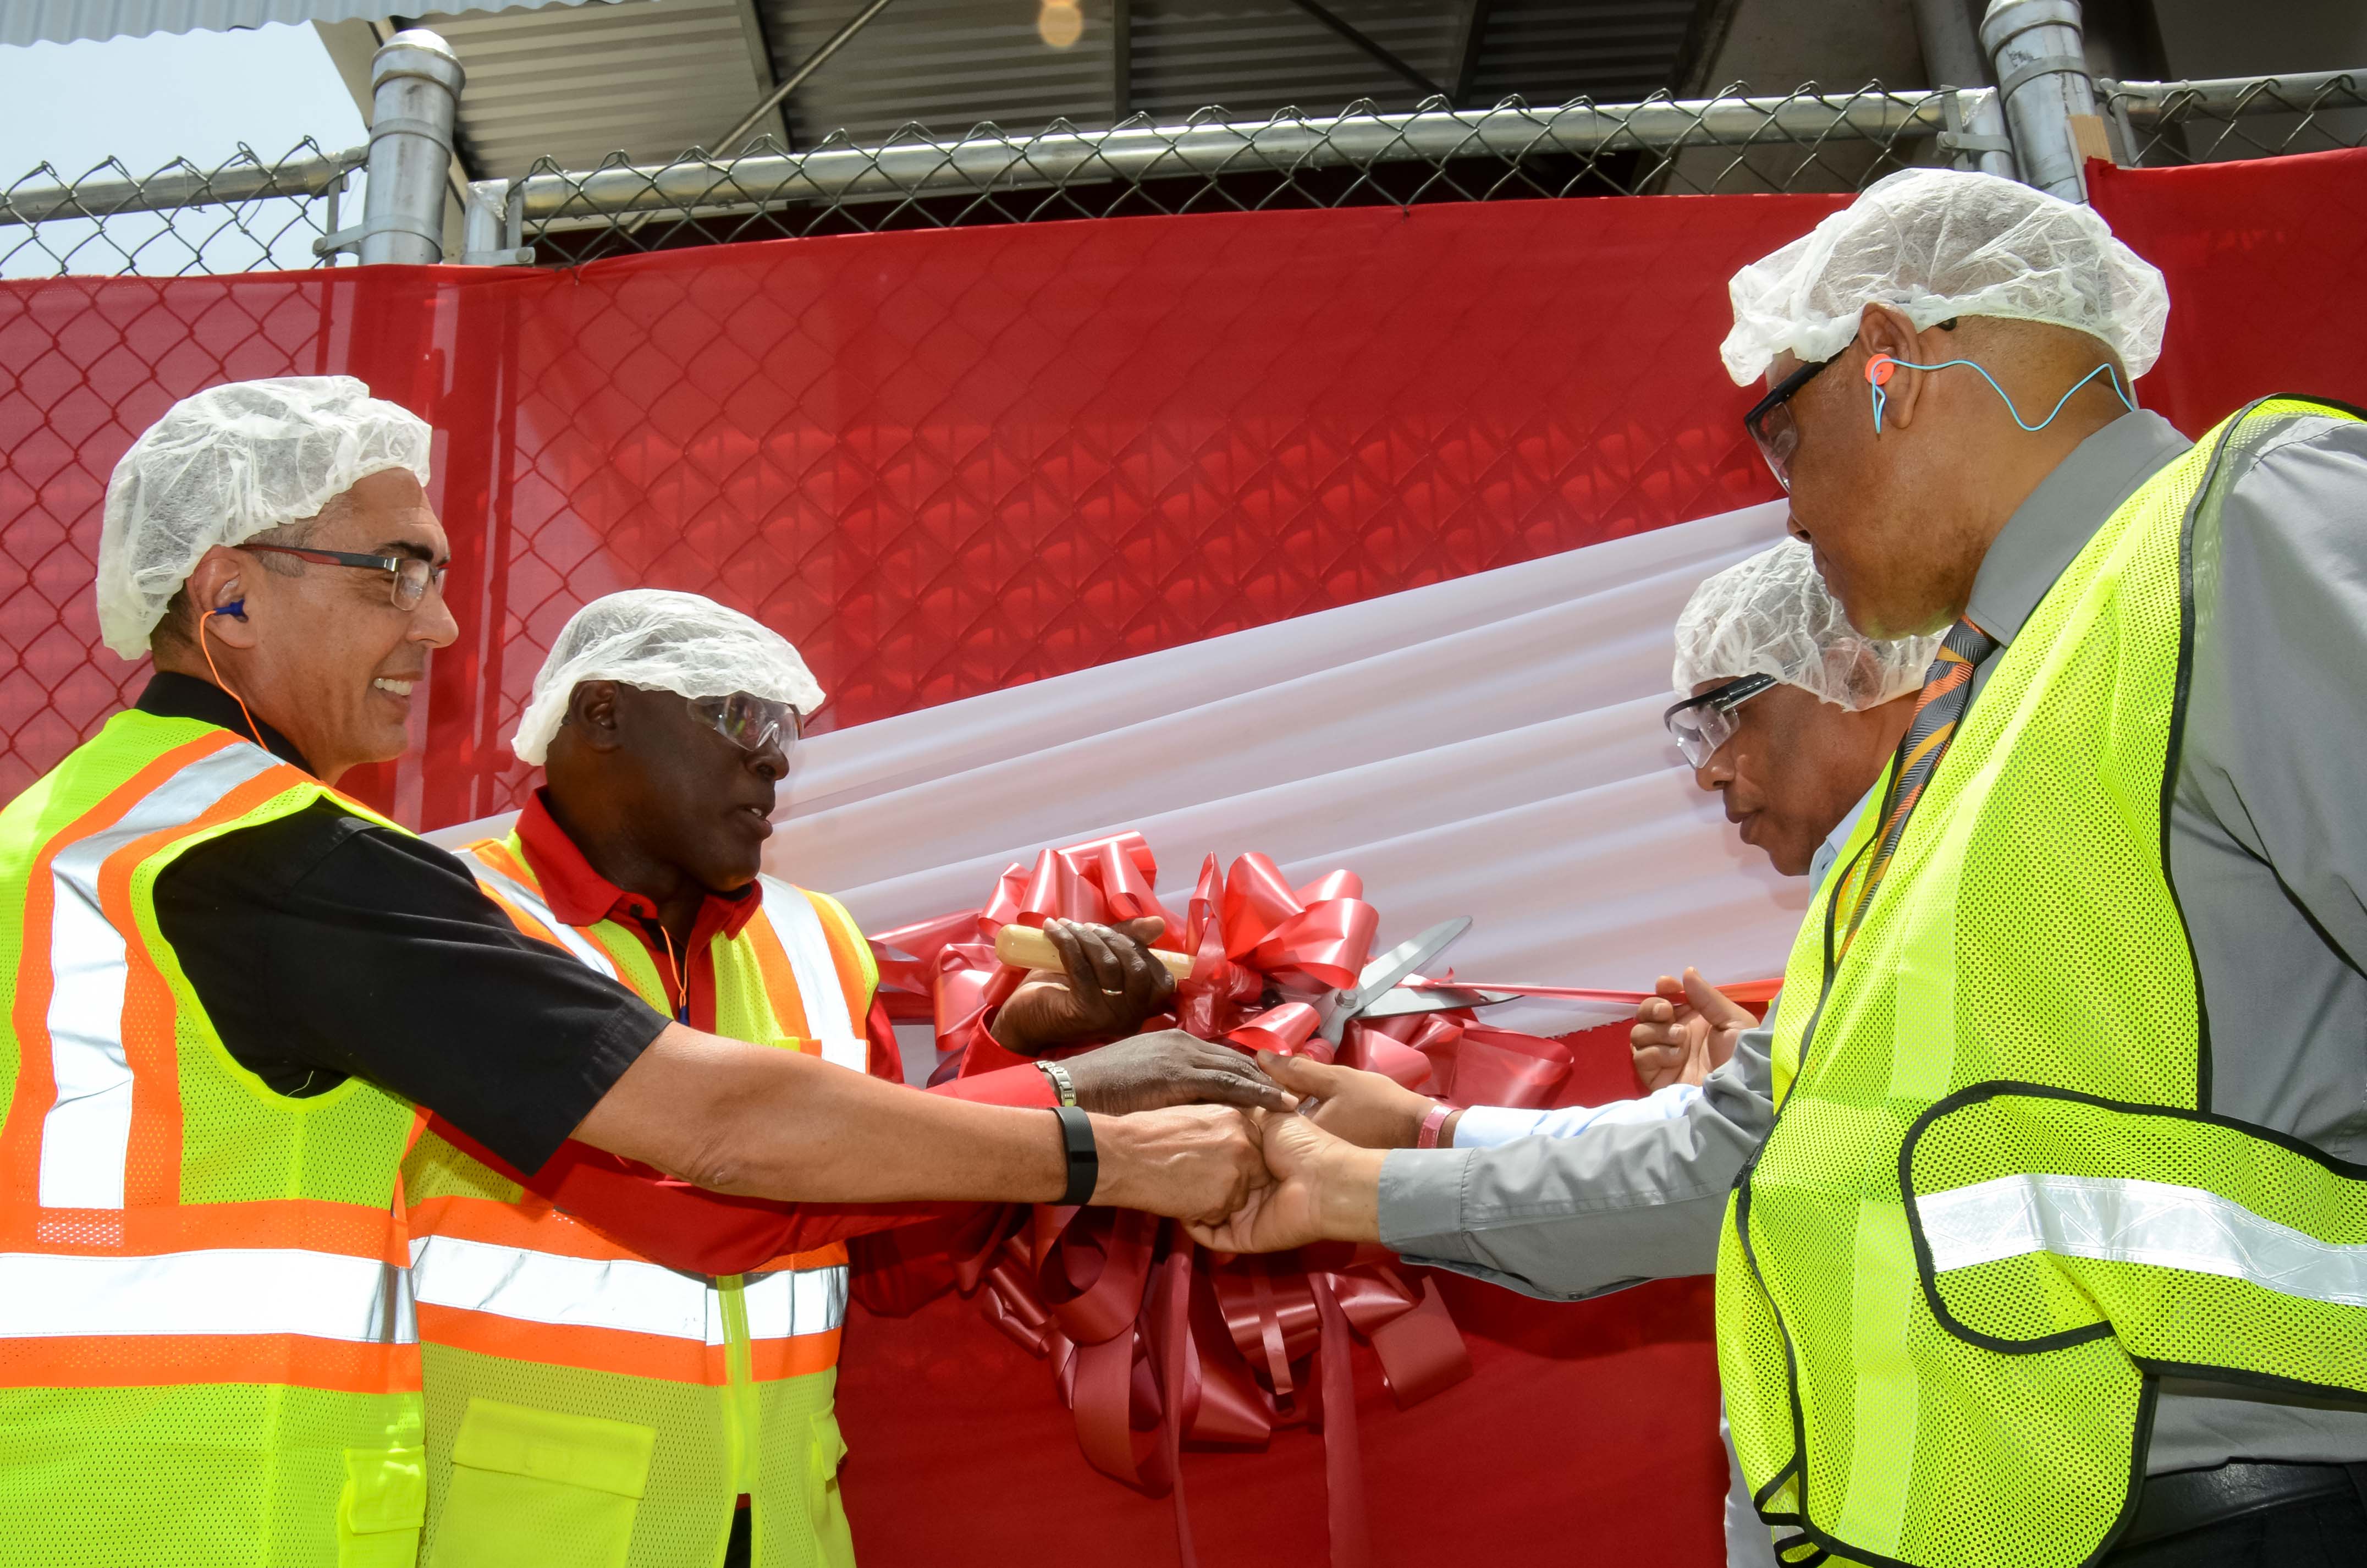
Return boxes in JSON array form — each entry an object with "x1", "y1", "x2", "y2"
[
  {"x1": 1921, "y1": 1172, "x2": 2367, "y2": 1308},
  {"x1": 740, "y1": 1261, "x2": 850, "y2": 1344},
  {"x1": 461, "y1": 846, "x2": 623, "y2": 980},
  {"x1": 410, "y1": 1235, "x2": 849, "y2": 1344},
  {"x1": 757, "y1": 876, "x2": 865, "y2": 1070},
  {"x1": 0, "y1": 1247, "x2": 417, "y2": 1344},
  {"x1": 40, "y1": 740, "x2": 287, "y2": 1210}
]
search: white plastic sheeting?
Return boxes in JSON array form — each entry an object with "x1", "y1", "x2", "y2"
[{"x1": 431, "y1": 500, "x2": 1808, "y2": 1026}]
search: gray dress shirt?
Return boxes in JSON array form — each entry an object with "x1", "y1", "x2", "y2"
[{"x1": 1381, "y1": 405, "x2": 2367, "y2": 1475}]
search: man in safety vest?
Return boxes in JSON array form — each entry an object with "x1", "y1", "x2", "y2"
[
  {"x1": 0, "y1": 377, "x2": 1271, "y2": 1567},
  {"x1": 1190, "y1": 168, "x2": 2367, "y2": 1566},
  {"x1": 406, "y1": 587, "x2": 1281, "y2": 1568},
  {"x1": 1244, "y1": 536, "x2": 1933, "y2": 1568}
]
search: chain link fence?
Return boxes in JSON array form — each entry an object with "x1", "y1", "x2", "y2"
[
  {"x1": 5, "y1": 71, "x2": 2362, "y2": 277},
  {"x1": 1, "y1": 140, "x2": 364, "y2": 279},
  {"x1": 2099, "y1": 68, "x2": 2367, "y2": 169}
]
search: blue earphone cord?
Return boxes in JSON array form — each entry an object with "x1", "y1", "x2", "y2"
[{"x1": 1871, "y1": 358, "x2": 2135, "y2": 434}]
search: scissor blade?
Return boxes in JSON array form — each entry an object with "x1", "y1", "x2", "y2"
[
  {"x1": 1356, "y1": 986, "x2": 1516, "y2": 1020},
  {"x1": 1352, "y1": 916, "x2": 1472, "y2": 1011}
]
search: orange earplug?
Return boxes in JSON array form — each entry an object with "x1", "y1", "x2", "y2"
[{"x1": 1865, "y1": 354, "x2": 1897, "y2": 387}]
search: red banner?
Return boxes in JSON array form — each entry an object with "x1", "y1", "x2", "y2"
[{"x1": 3, "y1": 195, "x2": 1839, "y2": 817}]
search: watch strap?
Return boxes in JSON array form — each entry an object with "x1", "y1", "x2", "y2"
[
  {"x1": 1052, "y1": 1105, "x2": 1098, "y2": 1206},
  {"x1": 1036, "y1": 1058, "x2": 1078, "y2": 1108}
]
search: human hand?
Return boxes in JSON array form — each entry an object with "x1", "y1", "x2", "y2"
[
  {"x1": 1184, "y1": 1108, "x2": 1383, "y2": 1253},
  {"x1": 1254, "y1": 1050, "x2": 1436, "y2": 1148},
  {"x1": 1630, "y1": 967, "x2": 1755, "y2": 1091},
  {"x1": 1089, "y1": 1103, "x2": 1270, "y2": 1225},
  {"x1": 1063, "y1": 1030, "x2": 1293, "y2": 1116},
  {"x1": 992, "y1": 916, "x2": 1177, "y2": 1055}
]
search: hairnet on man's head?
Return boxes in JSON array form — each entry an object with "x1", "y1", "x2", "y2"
[
  {"x1": 511, "y1": 589, "x2": 826, "y2": 766},
  {"x1": 1674, "y1": 539, "x2": 1938, "y2": 709},
  {"x1": 1720, "y1": 168, "x2": 2169, "y2": 387},
  {"x1": 95, "y1": 376, "x2": 432, "y2": 659}
]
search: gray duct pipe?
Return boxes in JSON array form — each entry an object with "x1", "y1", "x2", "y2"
[
  {"x1": 1981, "y1": 0, "x2": 2103, "y2": 200},
  {"x1": 315, "y1": 29, "x2": 463, "y2": 265}
]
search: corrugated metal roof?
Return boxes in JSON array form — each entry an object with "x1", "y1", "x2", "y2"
[
  {"x1": 3, "y1": 0, "x2": 596, "y2": 48},
  {"x1": 423, "y1": 0, "x2": 766, "y2": 176},
  {"x1": 411, "y1": 0, "x2": 1703, "y2": 180}
]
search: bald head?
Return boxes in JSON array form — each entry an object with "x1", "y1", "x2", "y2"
[{"x1": 1774, "y1": 306, "x2": 2138, "y2": 639}]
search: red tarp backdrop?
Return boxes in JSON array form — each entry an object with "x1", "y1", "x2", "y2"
[
  {"x1": 2, "y1": 194, "x2": 1838, "y2": 817},
  {"x1": 2, "y1": 150, "x2": 2363, "y2": 1565}
]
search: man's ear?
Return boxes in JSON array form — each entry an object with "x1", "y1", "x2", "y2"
[
  {"x1": 566, "y1": 679, "x2": 626, "y2": 752},
  {"x1": 1854, "y1": 302, "x2": 1929, "y2": 433},
  {"x1": 186, "y1": 546, "x2": 258, "y2": 651}
]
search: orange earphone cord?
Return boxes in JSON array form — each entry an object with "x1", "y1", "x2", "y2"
[{"x1": 199, "y1": 608, "x2": 268, "y2": 753}]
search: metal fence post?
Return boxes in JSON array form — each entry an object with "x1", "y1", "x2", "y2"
[
  {"x1": 461, "y1": 179, "x2": 535, "y2": 266},
  {"x1": 314, "y1": 29, "x2": 463, "y2": 265},
  {"x1": 1980, "y1": 0, "x2": 2112, "y2": 200}
]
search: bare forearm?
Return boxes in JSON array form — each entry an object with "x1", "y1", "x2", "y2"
[{"x1": 576, "y1": 1025, "x2": 1070, "y2": 1203}]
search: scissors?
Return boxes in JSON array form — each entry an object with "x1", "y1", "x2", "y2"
[{"x1": 1319, "y1": 914, "x2": 1524, "y2": 1037}]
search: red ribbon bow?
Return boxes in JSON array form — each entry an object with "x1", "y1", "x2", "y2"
[{"x1": 862, "y1": 834, "x2": 1599, "y2": 1566}]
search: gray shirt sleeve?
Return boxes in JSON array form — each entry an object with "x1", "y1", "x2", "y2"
[
  {"x1": 1378, "y1": 994, "x2": 1779, "y2": 1300},
  {"x1": 2173, "y1": 412, "x2": 2367, "y2": 1154}
]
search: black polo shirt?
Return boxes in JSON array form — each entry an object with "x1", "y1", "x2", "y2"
[{"x1": 141, "y1": 673, "x2": 669, "y2": 1172}]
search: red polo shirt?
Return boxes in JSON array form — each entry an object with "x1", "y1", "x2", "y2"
[{"x1": 431, "y1": 792, "x2": 1054, "y2": 1275}]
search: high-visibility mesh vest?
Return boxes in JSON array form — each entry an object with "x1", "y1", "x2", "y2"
[
  {"x1": 1718, "y1": 398, "x2": 2367, "y2": 1568},
  {"x1": 403, "y1": 830, "x2": 879, "y2": 1568},
  {"x1": 0, "y1": 711, "x2": 428, "y2": 1568}
]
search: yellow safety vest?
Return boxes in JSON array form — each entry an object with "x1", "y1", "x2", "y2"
[
  {"x1": 1719, "y1": 397, "x2": 2367, "y2": 1568},
  {"x1": 404, "y1": 830, "x2": 879, "y2": 1568},
  {"x1": 0, "y1": 711, "x2": 427, "y2": 1567}
]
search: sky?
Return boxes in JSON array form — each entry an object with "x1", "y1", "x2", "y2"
[{"x1": 0, "y1": 22, "x2": 368, "y2": 276}]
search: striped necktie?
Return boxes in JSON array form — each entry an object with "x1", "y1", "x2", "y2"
[{"x1": 1836, "y1": 617, "x2": 2000, "y2": 954}]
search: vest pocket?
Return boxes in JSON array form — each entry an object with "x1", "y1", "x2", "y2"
[
  {"x1": 805, "y1": 1410, "x2": 853, "y2": 1561},
  {"x1": 339, "y1": 1446, "x2": 426, "y2": 1568},
  {"x1": 430, "y1": 1397, "x2": 657, "y2": 1568}
]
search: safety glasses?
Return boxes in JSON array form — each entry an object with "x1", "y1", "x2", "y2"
[
  {"x1": 1741, "y1": 356, "x2": 1834, "y2": 492},
  {"x1": 243, "y1": 543, "x2": 448, "y2": 609},
  {"x1": 689, "y1": 691, "x2": 802, "y2": 753},
  {"x1": 1663, "y1": 674, "x2": 1776, "y2": 769}
]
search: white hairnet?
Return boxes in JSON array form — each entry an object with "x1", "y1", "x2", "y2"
[
  {"x1": 1674, "y1": 539, "x2": 1938, "y2": 709},
  {"x1": 95, "y1": 376, "x2": 432, "y2": 658},
  {"x1": 1720, "y1": 168, "x2": 2168, "y2": 387},
  {"x1": 511, "y1": 588, "x2": 825, "y2": 766}
]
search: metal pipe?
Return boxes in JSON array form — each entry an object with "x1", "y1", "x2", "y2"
[
  {"x1": 460, "y1": 178, "x2": 535, "y2": 264},
  {"x1": 516, "y1": 91, "x2": 1953, "y2": 223},
  {"x1": 1911, "y1": 0, "x2": 1988, "y2": 87},
  {"x1": 2106, "y1": 67, "x2": 2366, "y2": 120},
  {"x1": 0, "y1": 148, "x2": 364, "y2": 228},
  {"x1": 359, "y1": 29, "x2": 464, "y2": 263},
  {"x1": 714, "y1": 0, "x2": 896, "y2": 159},
  {"x1": 1980, "y1": 0, "x2": 2100, "y2": 200}
]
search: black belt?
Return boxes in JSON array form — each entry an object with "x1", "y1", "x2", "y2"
[{"x1": 2124, "y1": 1460, "x2": 2367, "y2": 1548}]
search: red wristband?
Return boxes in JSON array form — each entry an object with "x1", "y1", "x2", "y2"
[{"x1": 1416, "y1": 1102, "x2": 1452, "y2": 1149}]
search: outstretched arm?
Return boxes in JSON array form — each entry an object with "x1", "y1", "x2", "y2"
[{"x1": 574, "y1": 1022, "x2": 1263, "y2": 1222}]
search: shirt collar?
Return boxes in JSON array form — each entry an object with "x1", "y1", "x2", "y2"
[
  {"x1": 1963, "y1": 409, "x2": 2194, "y2": 646},
  {"x1": 513, "y1": 787, "x2": 763, "y2": 940},
  {"x1": 135, "y1": 670, "x2": 315, "y2": 773}
]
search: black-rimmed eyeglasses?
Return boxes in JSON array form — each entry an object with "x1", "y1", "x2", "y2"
[
  {"x1": 1663, "y1": 674, "x2": 1776, "y2": 768},
  {"x1": 1741, "y1": 357, "x2": 1834, "y2": 492},
  {"x1": 242, "y1": 543, "x2": 447, "y2": 609}
]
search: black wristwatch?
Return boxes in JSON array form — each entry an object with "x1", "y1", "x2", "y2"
[{"x1": 1051, "y1": 1105, "x2": 1098, "y2": 1206}]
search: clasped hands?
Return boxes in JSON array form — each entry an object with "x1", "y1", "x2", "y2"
[
  {"x1": 989, "y1": 917, "x2": 1372, "y2": 1246},
  {"x1": 1080, "y1": 963, "x2": 1759, "y2": 1251}
]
